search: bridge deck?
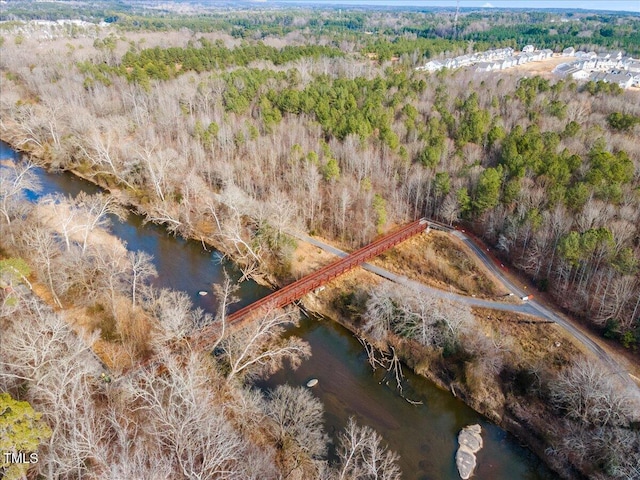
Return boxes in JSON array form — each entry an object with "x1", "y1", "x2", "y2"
[{"x1": 192, "y1": 218, "x2": 428, "y2": 352}]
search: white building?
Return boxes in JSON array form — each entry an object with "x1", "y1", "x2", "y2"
[
  {"x1": 522, "y1": 45, "x2": 535, "y2": 53},
  {"x1": 530, "y1": 51, "x2": 543, "y2": 62},
  {"x1": 444, "y1": 58, "x2": 457, "y2": 69},
  {"x1": 579, "y1": 58, "x2": 597, "y2": 70},
  {"x1": 590, "y1": 71, "x2": 634, "y2": 88},
  {"x1": 416, "y1": 60, "x2": 444, "y2": 72},
  {"x1": 595, "y1": 56, "x2": 617, "y2": 70},
  {"x1": 550, "y1": 47, "x2": 638, "y2": 89},
  {"x1": 562, "y1": 47, "x2": 575, "y2": 56},
  {"x1": 520, "y1": 53, "x2": 535, "y2": 64},
  {"x1": 500, "y1": 58, "x2": 516, "y2": 69},
  {"x1": 625, "y1": 60, "x2": 640, "y2": 73},
  {"x1": 569, "y1": 68, "x2": 589, "y2": 80},
  {"x1": 541, "y1": 49, "x2": 554, "y2": 59},
  {"x1": 475, "y1": 62, "x2": 494, "y2": 72},
  {"x1": 456, "y1": 55, "x2": 473, "y2": 66},
  {"x1": 553, "y1": 62, "x2": 576, "y2": 76},
  {"x1": 608, "y1": 73, "x2": 633, "y2": 88}
]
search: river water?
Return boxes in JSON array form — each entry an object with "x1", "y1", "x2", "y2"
[{"x1": 1, "y1": 141, "x2": 557, "y2": 480}]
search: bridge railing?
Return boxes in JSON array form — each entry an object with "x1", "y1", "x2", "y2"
[{"x1": 192, "y1": 218, "x2": 428, "y2": 352}]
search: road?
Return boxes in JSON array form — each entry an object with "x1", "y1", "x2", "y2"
[
  {"x1": 293, "y1": 231, "x2": 539, "y2": 315},
  {"x1": 290, "y1": 226, "x2": 636, "y2": 388},
  {"x1": 450, "y1": 230, "x2": 629, "y2": 382}
]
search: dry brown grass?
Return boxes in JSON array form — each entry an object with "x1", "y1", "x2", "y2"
[
  {"x1": 113, "y1": 298, "x2": 155, "y2": 358},
  {"x1": 34, "y1": 202, "x2": 128, "y2": 255},
  {"x1": 472, "y1": 307, "x2": 582, "y2": 370},
  {"x1": 370, "y1": 231, "x2": 502, "y2": 298},
  {"x1": 92, "y1": 340, "x2": 135, "y2": 372},
  {"x1": 63, "y1": 296, "x2": 156, "y2": 372},
  {"x1": 289, "y1": 239, "x2": 338, "y2": 280},
  {"x1": 31, "y1": 282, "x2": 60, "y2": 308},
  {"x1": 506, "y1": 55, "x2": 570, "y2": 77},
  {"x1": 291, "y1": 229, "x2": 505, "y2": 300}
]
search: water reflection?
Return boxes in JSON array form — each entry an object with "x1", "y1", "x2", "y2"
[
  {"x1": 1, "y1": 141, "x2": 557, "y2": 480},
  {"x1": 258, "y1": 315, "x2": 556, "y2": 480}
]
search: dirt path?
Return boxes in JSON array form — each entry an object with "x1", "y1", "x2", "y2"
[
  {"x1": 290, "y1": 226, "x2": 639, "y2": 391},
  {"x1": 290, "y1": 230, "x2": 539, "y2": 314}
]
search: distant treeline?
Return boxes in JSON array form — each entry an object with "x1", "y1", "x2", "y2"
[
  {"x1": 460, "y1": 22, "x2": 640, "y2": 56},
  {"x1": 3, "y1": 3, "x2": 640, "y2": 57}
]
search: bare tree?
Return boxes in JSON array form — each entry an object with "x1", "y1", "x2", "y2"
[
  {"x1": 550, "y1": 358, "x2": 639, "y2": 428},
  {"x1": 91, "y1": 243, "x2": 130, "y2": 316},
  {"x1": 0, "y1": 160, "x2": 40, "y2": 226},
  {"x1": 439, "y1": 192, "x2": 460, "y2": 226},
  {"x1": 83, "y1": 128, "x2": 136, "y2": 189},
  {"x1": 0, "y1": 295, "x2": 106, "y2": 479},
  {"x1": 334, "y1": 417, "x2": 401, "y2": 480},
  {"x1": 74, "y1": 191, "x2": 125, "y2": 255},
  {"x1": 146, "y1": 288, "x2": 197, "y2": 342},
  {"x1": 364, "y1": 284, "x2": 471, "y2": 349},
  {"x1": 136, "y1": 142, "x2": 182, "y2": 205},
  {"x1": 204, "y1": 190, "x2": 262, "y2": 278},
  {"x1": 19, "y1": 224, "x2": 64, "y2": 307},
  {"x1": 219, "y1": 186, "x2": 263, "y2": 261},
  {"x1": 9, "y1": 103, "x2": 48, "y2": 150},
  {"x1": 265, "y1": 384, "x2": 328, "y2": 477},
  {"x1": 555, "y1": 420, "x2": 640, "y2": 479},
  {"x1": 126, "y1": 250, "x2": 156, "y2": 309},
  {"x1": 216, "y1": 306, "x2": 311, "y2": 383},
  {"x1": 362, "y1": 283, "x2": 398, "y2": 341},
  {"x1": 208, "y1": 271, "x2": 240, "y2": 353},
  {"x1": 123, "y1": 352, "x2": 276, "y2": 480},
  {"x1": 1, "y1": 285, "x2": 281, "y2": 480},
  {"x1": 36, "y1": 194, "x2": 82, "y2": 252}
]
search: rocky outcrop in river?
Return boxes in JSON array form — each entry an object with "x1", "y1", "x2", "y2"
[{"x1": 456, "y1": 424, "x2": 483, "y2": 479}]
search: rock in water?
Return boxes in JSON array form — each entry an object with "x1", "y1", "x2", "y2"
[
  {"x1": 456, "y1": 424, "x2": 483, "y2": 479},
  {"x1": 456, "y1": 447, "x2": 477, "y2": 480},
  {"x1": 458, "y1": 424, "x2": 482, "y2": 451}
]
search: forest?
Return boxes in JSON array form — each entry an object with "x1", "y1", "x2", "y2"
[
  {"x1": 1, "y1": 3, "x2": 640, "y2": 479},
  {"x1": 4, "y1": 31, "x2": 637, "y2": 348}
]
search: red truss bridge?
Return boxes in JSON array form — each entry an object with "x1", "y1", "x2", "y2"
[{"x1": 192, "y1": 218, "x2": 429, "y2": 351}]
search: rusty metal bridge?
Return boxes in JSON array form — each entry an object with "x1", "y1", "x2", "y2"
[{"x1": 192, "y1": 218, "x2": 429, "y2": 352}]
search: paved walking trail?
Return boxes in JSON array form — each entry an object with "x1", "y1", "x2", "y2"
[{"x1": 290, "y1": 227, "x2": 636, "y2": 388}]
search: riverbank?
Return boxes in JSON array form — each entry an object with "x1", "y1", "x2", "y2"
[
  {"x1": 0, "y1": 134, "x2": 619, "y2": 478},
  {"x1": 297, "y1": 264, "x2": 585, "y2": 479},
  {"x1": 2, "y1": 139, "x2": 561, "y2": 480},
  {"x1": 0, "y1": 129, "x2": 282, "y2": 287}
]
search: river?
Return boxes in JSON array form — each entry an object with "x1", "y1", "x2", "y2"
[{"x1": 1, "y1": 141, "x2": 558, "y2": 480}]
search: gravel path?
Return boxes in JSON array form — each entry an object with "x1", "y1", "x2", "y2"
[{"x1": 290, "y1": 227, "x2": 636, "y2": 388}]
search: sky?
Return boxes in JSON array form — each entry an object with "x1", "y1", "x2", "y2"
[{"x1": 274, "y1": 0, "x2": 640, "y2": 13}]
